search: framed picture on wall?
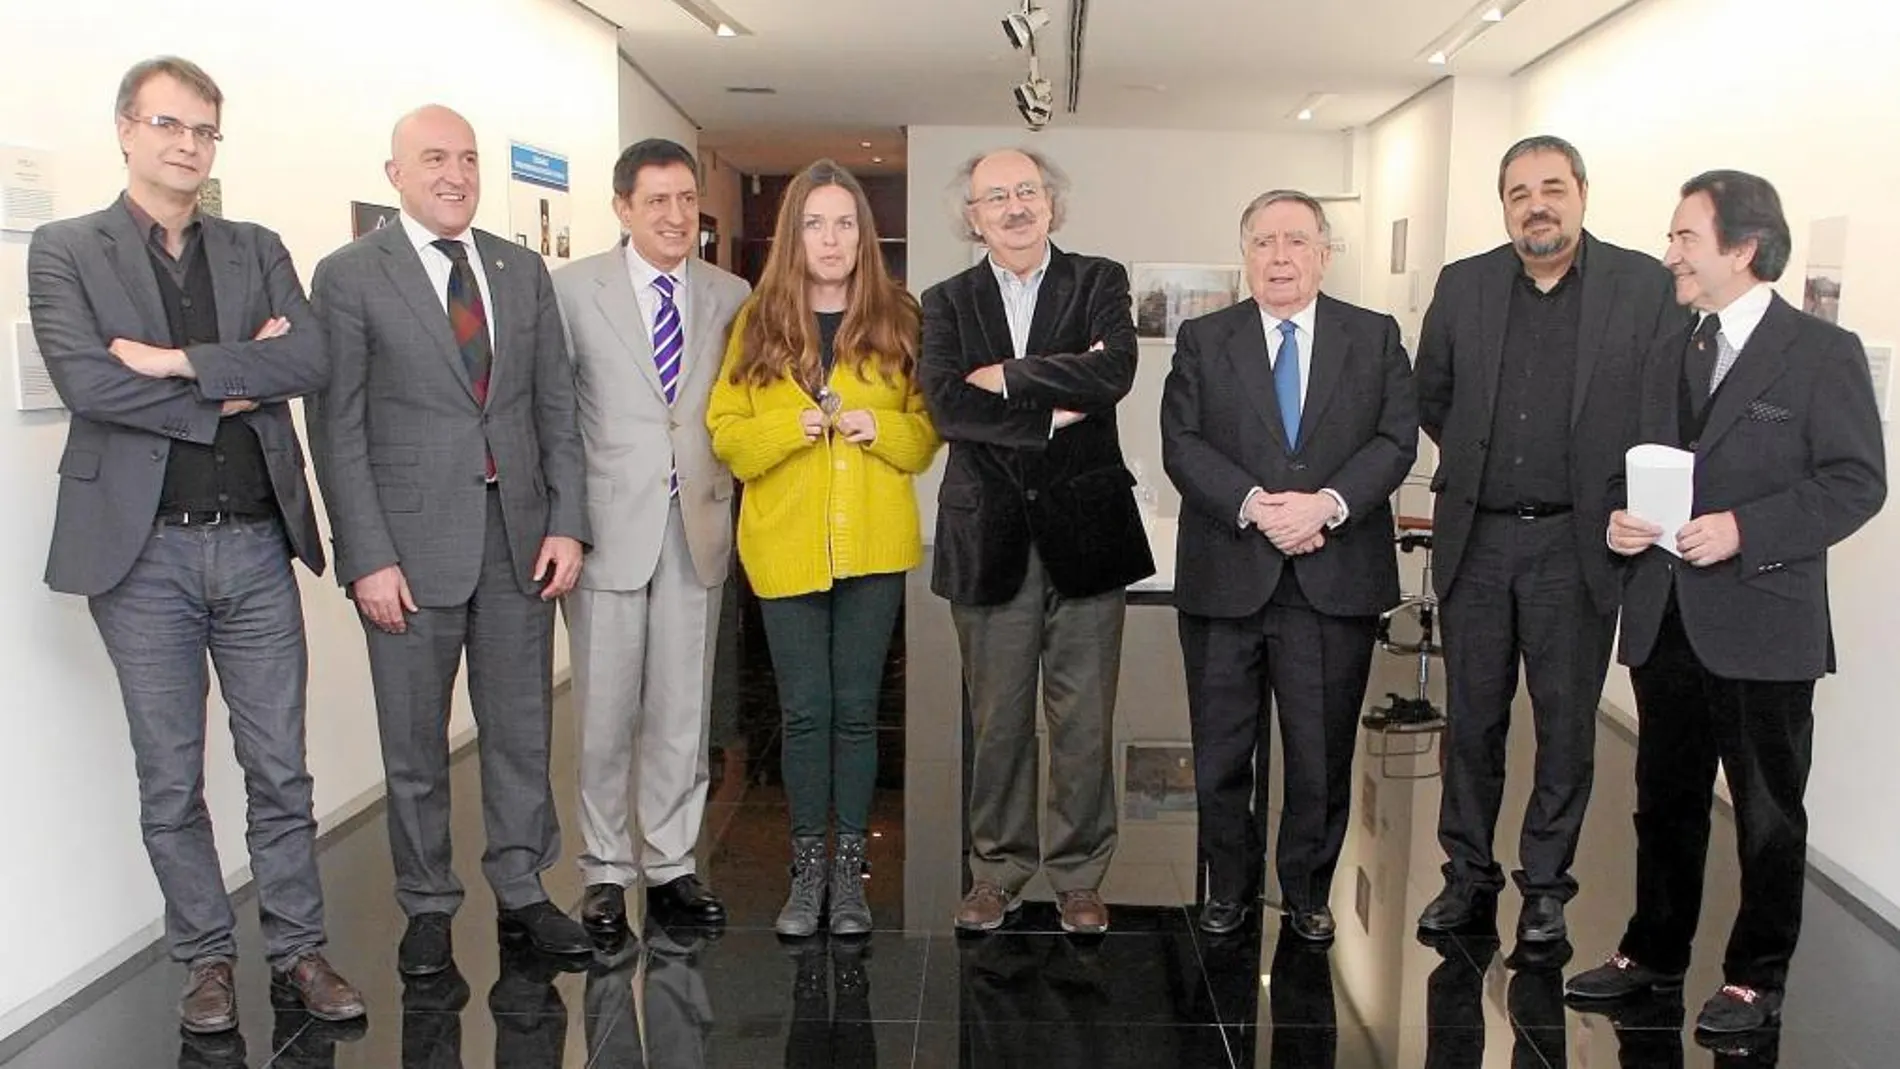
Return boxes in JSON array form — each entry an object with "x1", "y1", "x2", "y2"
[
  {"x1": 699, "y1": 213, "x2": 719, "y2": 264},
  {"x1": 1131, "y1": 263, "x2": 1243, "y2": 341},
  {"x1": 1122, "y1": 741, "x2": 1197, "y2": 822},
  {"x1": 1390, "y1": 217, "x2": 1409, "y2": 274}
]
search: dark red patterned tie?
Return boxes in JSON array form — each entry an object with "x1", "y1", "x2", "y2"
[{"x1": 433, "y1": 239, "x2": 496, "y2": 479}]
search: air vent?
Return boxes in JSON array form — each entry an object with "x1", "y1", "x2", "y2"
[{"x1": 725, "y1": 86, "x2": 778, "y2": 95}]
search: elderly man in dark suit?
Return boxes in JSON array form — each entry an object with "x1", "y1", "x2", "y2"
[
  {"x1": 1415, "y1": 136, "x2": 1686, "y2": 945},
  {"x1": 28, "y1": 56, "x2": 363, "y2": 1033},
  {"x1": 1162, "y1": 189, "x2": 1418, "y2": 942},
  {"x1": 1567, "y1": 171, "x2": 1885, "y2": 1037},
  {"x1": 919, "y1": 147, "x2": 1154, "y2": 935},
  {"x1": 309, "y1": 104, "x2": 590, "y2": 975}
]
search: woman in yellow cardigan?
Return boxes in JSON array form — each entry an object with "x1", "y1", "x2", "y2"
[{"x1": 707, "y1": 160, "x2": 940, "y2": 938}]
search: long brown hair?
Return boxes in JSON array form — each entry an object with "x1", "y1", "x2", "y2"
[{"x1": 732, "y1": 159, "x2": 919, "y2": 389}]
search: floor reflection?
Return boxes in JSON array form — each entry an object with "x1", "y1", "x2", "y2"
[{"x1": 3, "y1": 568, "x2": 1895, "y2": 1068}]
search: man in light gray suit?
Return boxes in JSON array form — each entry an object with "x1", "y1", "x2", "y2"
[
  {"x1": 28, "y1": 56, "x2": 363, "y2": 1034},
  {"x1": 308, "y1": 105, "x2": 591, "y2": 974},
  {"x1": 552, "y1": 139, "x2": 750, "y2": 935}
]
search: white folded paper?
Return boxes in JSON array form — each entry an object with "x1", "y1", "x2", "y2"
[{"x1": 1625, "y1": 444, "x2": 1695, "y2": 557}]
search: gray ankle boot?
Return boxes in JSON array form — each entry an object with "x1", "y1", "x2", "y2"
[
  {"x1": 829, "y1": 833, "x2": 873, "y2": 936},
  {"x1": 776, "y1": 836, "x2": 829, "y2": 937}
]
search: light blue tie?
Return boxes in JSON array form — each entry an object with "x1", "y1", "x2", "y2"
[{"x1": 1273, "y1": 319, "x2": 1302, "y2": 448}]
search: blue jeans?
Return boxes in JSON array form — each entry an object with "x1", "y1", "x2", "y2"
[{"x1": 88, "y1": 516, "x2": 324, "y2": 966}]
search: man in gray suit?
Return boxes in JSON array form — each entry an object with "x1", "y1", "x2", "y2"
[
  {"x1": 308, "y1": 104, "x2": 590, "y2": 974},
  {"x1": 28, "y1": 56, "x2": 363, "y2": 1034},
  {"x1": 552, "y1": 139, "x2": 750, "y2": 936}
]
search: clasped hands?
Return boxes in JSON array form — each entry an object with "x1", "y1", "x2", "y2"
[
  {"x1": 1246, "y1": 491, "x2": 1336, "y2": 556},
  {"x1": 800, "y1": 407, "x2": 878, "y2": 443},
  {"x1": 1607, "y1": 509, "x2": 1740, "y2": 567},
  {"x1": 109, "y1": 315, "x2": 291, "y2": 416},
  {"x1": 964, "y1": 340, "x2": 1105, "y2": 430}
]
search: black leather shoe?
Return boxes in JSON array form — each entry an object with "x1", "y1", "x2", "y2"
[
  {"x1": 1517, "y1": 895, "x2": 1567, "y2": 944},
  {"x1": 648, "y1": 874, "x2": 727, "y2": 926},
  {"x1": 581, "y1": 883, "x2": 628, "y2": 937},
  {"x1": 1286, "y1": 906, "x2": 1336, "y2": 944},
  {"x1": 1563, "y1": 952, "x2": 1685, "y2": 1001},
  {"x1": 398, "y1": 912, "x2": 454, "y2": 977},
  {"x1": 498, "y1": 901, "x2": 592, "y2": 957},
  {"x1": 1198, "y1": 898, "x2": 1249, "y2": 935},
  {"x1": 1695, "y1": 984, "x2": 1783, "y2": 1034},
  {"x1": 1418, "y1": 883, "x2": 1496, "y2": 933}
]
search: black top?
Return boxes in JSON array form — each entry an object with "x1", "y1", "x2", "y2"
[
  {"x1": 142, "y1": 223, "x2": 274, "y2": 518},
  {"x1": 1477, "y1": 248, "x2": 1585, "y2": 510},
  {"x1": 816, "y1": 310, "x2": 844, "y2": 375}
]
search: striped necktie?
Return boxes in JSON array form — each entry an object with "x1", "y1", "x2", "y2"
[
  {"x1": 652, "y1": 273, "x2": 683, "y2": 404},
  {"x1": 652, "y1": 273, "x2": 682, "y2": 495},
  {"x1": 432, "y1": 239, "x2": 495, "y2": 480}
]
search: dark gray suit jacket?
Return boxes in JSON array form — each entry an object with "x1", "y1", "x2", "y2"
[
  {"x1": 28, "y1": 198, "x2": 329, "y2": 596},
  {"x1": 1619, "y1": 293, "x2": 1886, "y2": 681},
  {"x1": 307, "y1": 223, "x2": 587, "y2": 606},
  {"x1": 1162, "y1": 294, "x2": 1418, "y2": 619},
  {"x1": 1416, "y1": 232, "x2": 1686, "y2": 613}
]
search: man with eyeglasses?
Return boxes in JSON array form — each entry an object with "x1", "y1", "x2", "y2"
[
  {"x1": 26, "y1": 56, "x2": 364, "y2": 1034},
  {"x1": 918, "y1": 148, "x2": 1154, "y2": 935}
]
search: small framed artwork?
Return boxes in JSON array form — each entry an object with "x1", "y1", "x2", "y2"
[
  {"x1": 1390, "y1": 217, "x2": 1409, "y2": 274},
  {"x1": 1122, "y1": 741, "x2": 1197, "y2": 822},
  {"x1": 1131, "y1": 263, "x2": 1243, "y2": 341}
]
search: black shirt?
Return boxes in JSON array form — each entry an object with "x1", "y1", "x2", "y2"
[
  {"x1": 124, "y1": 196, "x2": 276, "y2": 518},
  {"x1": 816, "y1": 310, "x2": 844, "y2": 375},
  {"x1": 1477, "y1": 247, "x2": 1585, "y2": 510}
]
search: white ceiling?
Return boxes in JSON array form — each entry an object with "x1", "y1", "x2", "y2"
[{"x1": 586, "y1": 0, "x2": 1638, "y2": 175}]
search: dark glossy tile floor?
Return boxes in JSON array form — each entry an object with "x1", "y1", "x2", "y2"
[{"x1": 5, "y1": 575, "x2": 1898, "y2": 1067}]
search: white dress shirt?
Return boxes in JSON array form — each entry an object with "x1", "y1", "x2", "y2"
[
  {"x1": 990, "y1": 243, "x2": 1052, "y2": 363},
  {"x1": 1260, "y1": 300, "x2": 1318, "y2": 409},
  {"x1": 987, "y1": 243, "x2": 1059, "y2": 434},
  {"x1": 1702, "y1": 281, "x2": 1774, "y2": 391},
  {"x1": 625, "y1": 242, "x2": 694, "y2": 341},
  {"x1": 399, "y1": 212, "x2": 494, "y2": 347},
  {"x1": 1240, "y1": 298, "x2": 1349, "y2": 529}
]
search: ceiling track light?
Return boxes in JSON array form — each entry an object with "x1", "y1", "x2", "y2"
[
  {"x1": 667, "y1": 0, "x2": 751, "y2": 38},
  {"x1": 1287, "y1": 92, "x2": 1336, "y2": 123},
  {"x1": 1002, "y1": 5, "x2": 1051, "y2": 50},
  {"x1": 1014, "y1": 55, "x2": 1054, "y2": 129},
  {"x1": 1415, "y1": 0, "x2": 1526, "y2": 65}
]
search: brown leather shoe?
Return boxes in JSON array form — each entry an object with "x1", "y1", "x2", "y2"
[
  {"x1": 180, "y1": 957, "x2": 237, "y2": 1034},
  {"x1": 1057, "y1": 889, "x2": 1110, "y2": 934},
  {"x1": 954, "y1": 882, "x2": 1019, "y2": 932},
  {"x1": 273, "y1": 952, "x2": 367, "y2": 1022}
]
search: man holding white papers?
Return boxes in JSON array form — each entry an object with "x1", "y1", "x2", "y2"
[
  {"x1": 1415, "y1": 137, "x2": 1684, "y2": 946},
  {"x1": 1568, "y1": 171, "x2": 1886, "y2": 1038}
]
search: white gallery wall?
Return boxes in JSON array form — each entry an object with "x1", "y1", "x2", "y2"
[
  {"x1": 0, "y1": 0, "x2": 624, "y2": 1037},
  {"x1": 905, "y1": 124, "x2": 1364, "y2": 536},
  {"x1": 1511, "y1": 0, "x2": 1900, "y2": 919}
]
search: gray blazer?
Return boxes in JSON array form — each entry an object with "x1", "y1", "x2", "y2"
[
  {"x1": 552, "y1": 248, "x2": 749, "y2": 590},
  {"x1": 307, "y1": 224, "x2": 587, "y2": 606},
  {"x1": 28, "y1": 198, "x2": 329, "y2": 596}
]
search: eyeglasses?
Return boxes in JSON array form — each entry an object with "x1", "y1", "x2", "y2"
[
  {"x1": 968, "y1": 182, "x2": 1045, "y2": 209},
  {"x1": 124, "y1": 113, "x2": 223, "y2": 144}
]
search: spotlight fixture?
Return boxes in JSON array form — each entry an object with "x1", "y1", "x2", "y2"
[
  {"x1": 1014, "y1": 62, "x2": 1054, "y2": 129},
  {"x1": 1002, "y1": 7, "x2": 1051, "y2": 50}
]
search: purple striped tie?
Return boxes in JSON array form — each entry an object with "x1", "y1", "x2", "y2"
[{"x1": 652, "y1": 274, "x2": 681, "y2": 495}]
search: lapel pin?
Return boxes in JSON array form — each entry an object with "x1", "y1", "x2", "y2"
[{"x1": 496, "y1": 260, "x2": 506, "y2": 270}]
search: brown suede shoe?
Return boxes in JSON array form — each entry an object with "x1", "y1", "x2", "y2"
[
  {"x1": 273, "y1": 952, "x2": 367, "y2": 1022},
  {"x1": 180, "y1": 957, "x2": 237, "y2": 1034},
  {"x1": 954, "y1": 882, "x2": 1020, "y2": 932},
  {"x1": 1057, "y1": 889, "x2": 1110, "y2": 934}
]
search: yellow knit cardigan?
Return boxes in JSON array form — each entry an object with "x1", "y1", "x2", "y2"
[{"x1": 707, "y1": 307, "x2": 941, "y2": 598}]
